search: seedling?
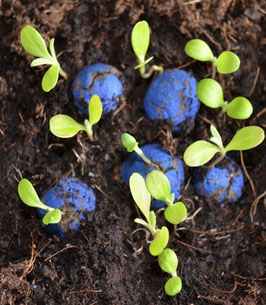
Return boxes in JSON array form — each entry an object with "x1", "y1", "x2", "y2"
[
  {"x1": 129, "y1": 173, "x2": 169, "y2": 256},
  {"x1": 121, "y1": 133, "x2": 156, "y2": 166},
  {"x1": 197, "y1": 78, "x2": 253, "y2": 119},
  {"x1": 18, "y1": 178, "x2": 61, "y2": 225},
  {"x1": 20, "y1": 25, "x2": 68, "y2": 92},
  {"x1": 131, "y1": 20, "x2": 163, "y2": 78},
  {"x1": 185, "y1": 39, "x2": 240, "y2": 78},
  {"x1": 145, "y1": 170, "x2": 187, "y2": 225},
  {"x1": 50, "y1": 94, "x2": 102, "y2": 141},
  {"x1": 184, "y1": 125, "x2": 265, "y2": 167},
  {"x1": 158, "y1": 249, "x2": 182, "y2": 296}
]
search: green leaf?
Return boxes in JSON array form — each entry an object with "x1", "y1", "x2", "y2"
[
  {"x1": 149, "y1": 226, "x2": 169, "y2": 256},
  {"x1": 145, "y1": 170, "x2": 171, "y2": 203},
  {"x1": 20, "y1": 25, "x2": 50, "y2": 58},
  {"x1": 226, "y1": 97, "x2": 253, "y2": 120},
  {"x1": 217, "y1": 51, "x2": 240, "y2": 74},
  {"x1": 89, "y1": 94, "x2": 103, "y2": 126},
  {"x1": 158, "y1": 248, "x2": 178, "y2": 276},
  {"x1": 49, "y1": 114, "x2": 86, "y2": 138},
  {"x1": 121, "y1": 133, "x2": 138, "y2": 152},
  {"x1": 131, "y1": 21, "x2": 150, "y2": 58},
  {"x1": 43, "y1": 209, "x2": 61, "y2": 225},
  {"x1": 30, "y1": 58, "x2": 53, "y2": 67},
  {"x1": 49, "y1": 38, "x2": 56, "y2": 59},
  {"x1": 149, "y1": 211, "x2": 156, "y2": 228},
  {"x1": 42, "y1": 65, "x2": 59, "y2": 92},
  {"x1": 164, "y1": 202, "x2": 187, "y2": 225},
  {"x1": 225, "y1": 126, "x2": 265, "y2": 152},
  {"x1": 129, "y1": 173, "x2": 151, "y2": 223},
  {"x1": 18, "y1": 178, "x2": 48, "y2": 210},
  {"x1": 134, "y1": 56, "x2": 154, "y2": 69},
  {"x1": 209, "y1": 125, "x2": 224, "y2": 148},
  {"x1": 183, "y1": 140, "x2": 220, "y2": 167},
  {"x1": 165, "y1": 276, "x2": 182, "y2": 296},
  {"x1": 197, "y1": 79, "x2": 224, "y2": 108},
  {"x1": 185, "y1": 39, "x2": 214, "y2": 62}
]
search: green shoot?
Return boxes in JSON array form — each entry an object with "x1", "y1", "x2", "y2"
[
  {"x1": 18, "y1": 178, "x2": 61, "y2": 225},
  {"x1": 129, "y1": 173, "x2": 169, "y2": 256},
  {"x1": 197, "y1": 78, "x2": 253, "y2": 119},
  {"x1": 184, "y1": 125, "x2": 265, "y2": 167},
  {"x1": 131, "y1": 20, "x2": 163, "y2": 78},
  {"x1": 20, "y1": 25, "x2": 68, "y2": 92},
  {"x1": 185, "y1": 39, "x2": 240, "y2": 78},
  {"x1": 158, "y1": 248, "x2": 178, "y2": 277},
  {"x1": 145, "y1": 170, "x2": 187, "y2": 225},
  {"x1": 164, "y1": 276, "x2": 182, "y2": 296},
  {"x1": 50, "y1": 94, "x2": 102, "y2": 141}
]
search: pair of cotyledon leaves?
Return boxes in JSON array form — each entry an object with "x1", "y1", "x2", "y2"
[{"x1": 18, "y1": 178, "x2": 61, "y2": 225}]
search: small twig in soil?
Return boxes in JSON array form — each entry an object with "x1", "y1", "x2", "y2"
[
  {"x1": 246, "y1": 66, "x2": 260, "y2": 98},
  {"x1": 188, "y1": 224, "x2": 245, "y2": 236},
  {"x1": 67, "y1": 289, "x2": 102, "y2": 294},
  {"x1": 250, "y1": 107, "x2": 266, "y2": 124},
  {"x1": 182, "y1": 0, "x2": 202, "y2": 5},
  {"x1": 198, "y1": 114, "x2": 217, "y2": 128},
  {"x1": 44, "y1": 244, "x2": 78, "y2": 262},
  {"x1": 175, "y1": 239, "x2": 217, "y2": 254},
  {"x1": 175, "y1": 59, "x2": 196, "y2": 70},
  {"x1": 250, "y1": 190, "x2": 266, "y2": 222},
  {"x1": 195, "y1": 289, "x2": 225, "y2": 304},
  {"x1": 240, "y1": 151, "x2": 257, "y2": 198}
]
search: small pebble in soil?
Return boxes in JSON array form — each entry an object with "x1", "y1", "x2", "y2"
[
  {"x1": 37, "y1": 177, "x2": 96, "y2": 238},
  {"x1": 193, "y1": 157, "x2": 244, "y2": 204},
  {"x1": 144, "y1": 69, "x2": 200, "y2": 131},
  {"x1": 120, "y1": 143, "x2": 184, "y2": 208},
  {"x1": 72, "y1": 63, "x2": 124, "y2": 116}
]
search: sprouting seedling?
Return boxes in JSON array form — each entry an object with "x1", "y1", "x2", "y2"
[
  {"x1": 121, "y1": 133, "x2": 159, "y2": 167},
  {"x1": 158, "y1": 248, "x2": 182, "y2": 296},
  {"x1": 131, "y1": 20, "x2": 163, "y2": 78},
  {"x1": 129, "y1": 173, "x2": 169, "y2": 256},
  {"x1": 183, "y1": 125, "x2": 265, "y2": 168},
  {"x1": 50, "y1": 94, "x2": 102, "y2": 141},
  {"x1": 20, "y1": 25, "x2": 68, "y2": 92},
  {"x1": 18, "y1": 178, "x2": 61, "y2": 225},
  {"x1": 185, "y1": 39, "x2": 240, "y2": 79},
  {"x1": 197, "y1": 78, "x2": 253, "y2": 120},
  {"x1": 145, "y1": 170, "x2": 187, "y2": 225}
]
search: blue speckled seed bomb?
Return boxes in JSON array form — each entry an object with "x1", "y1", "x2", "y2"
[
  {"x1": 37, "y1": 177, "x2": 96, "y2": 238},
  {"x1": 144, "y1": 69, "x2": 200, "y2": 131},
  {"x1": 72, "y1": 63, "x2": 124, "y2": 116},
  {"x1": 193, "y1": 157, "x2": 244, "y2": 204},
  {"x1": 121, "y1": 144, "x2": 185, "y2": 208}
]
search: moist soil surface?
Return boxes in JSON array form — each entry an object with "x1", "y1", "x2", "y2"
[{"x1": 0, "y1": 1, "x2": 265, "y2": 304}]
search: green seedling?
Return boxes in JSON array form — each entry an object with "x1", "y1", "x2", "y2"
[
  {"x1": 18, "y1": 178, "x2": 61, "y2": 225},
  {"x1": 158, "y1": 249, "x2": 182, "y2": 296},
  {"x1": 20, "y1": 25, "x2": 68, "y2": 92},
  {"x1": 197, "y1": 78, "x2": 253, "y2": 119},
  {"x1": 50, "y1": 94, "x2": 102, "y2": 141},
  {"x1": 131, "y1": 20, "x2": 163, "y2": 78},
  {"x1": 129, "y1": 173, "x2": 169, "y2": 256},
  {"x1": 145, "y1": 170, "x2": 187, "y2": 225},
  {"x1": 184, "y1": 125, "x2": 265, "y2": 167},
  {"x1": 185, "y1": 39, "x2": 240, "y2": 78}
]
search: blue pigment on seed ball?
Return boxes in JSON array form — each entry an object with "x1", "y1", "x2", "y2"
[
  {"x1": 121, "y1": 144, "x2": 185, "y2": 208},
  {"x1": 193, "y1": 157, "x2": 244, "y2": 204},
  {"x1": 72, "y1": 63, "x2": 123, "y2": 116},
  {"x1": 37, "y1": 177, "x2": 96, "y2": 238},
  {"x1": 144, "y1": 69, "x2": 200, "y2": 131}
]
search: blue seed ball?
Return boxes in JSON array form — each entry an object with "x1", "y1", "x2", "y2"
[
  {"x1": 121, "y1": 143, "x2": 185, "y2": 208},
  {"x1": 144, "y1": 69, "x2": 200, "y2": 131},
  {"x1": 72, "y1": 63, "x2": 124, "y2": 116},
  {"x1": 193, "y1": 157, "x2": 244, "y2": 204},
  {"x1": 37, "y1": 177, "x2": 96, "y2": 238}
]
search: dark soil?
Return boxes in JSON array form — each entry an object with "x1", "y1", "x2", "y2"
[{"x1": 0, "y1": 1, "x2": 265, "y2": 304}]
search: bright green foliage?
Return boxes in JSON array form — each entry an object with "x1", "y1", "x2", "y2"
[
  {"x1": 216, "y1": 51, "x2": 240, "y2": 74},
  {"x1": 149, "y1": 226, "x2": 169, "y2": 256},
  {"x1": 158, "y1": 248, "x2": 178, "y2": 276},
  {"x1": 197, "y1": 78, "x2": 253, "y2": 120},
  {"x1": 50, "y1": 94, "x2": 102, "y2": 141},
  {"x1": 184, "y1": 125, "x2": 265, "y2": 167},
  {"x1": 164, "y1": 202, "x2": 187, "y2": 225},
  {"x1": 18, "y1": 178, "x2": 61, "y2": 225},
  {"x1": 20, "y1": 25, "x2": 68, "y2": 92},
  {"x1": 164, "y1": 276, "x2": 182, "y2": 296},
  {"x1": 131, "y1": 20, "x2": 163, "y2": 78},
  {"x1": 185, "y1": 39, "x2": 214, "y2": 62},
  {"x1": 185, "y1": 38, "x2": 240, "y2": 77}
]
